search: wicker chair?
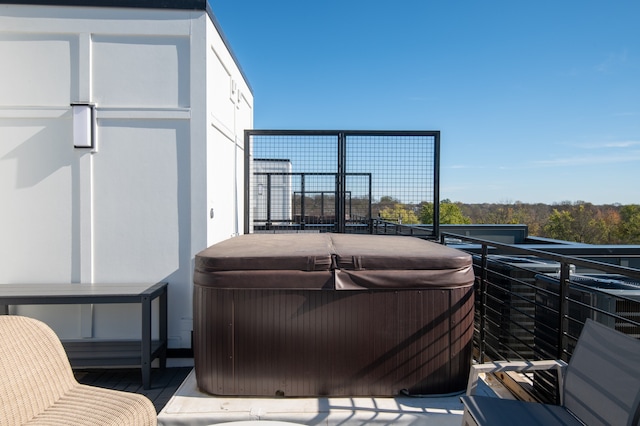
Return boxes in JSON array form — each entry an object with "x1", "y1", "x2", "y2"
[{"x1": 0, "y1": 315, "x2": 157, "y2": 425}]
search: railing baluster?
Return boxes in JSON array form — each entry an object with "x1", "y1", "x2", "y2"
[
  {"x1": 480, "y1": 244, "x2": 488, "y2": 363},
  {"x1": 558, "y1": 261, "x2": 571, "y2": 361}
]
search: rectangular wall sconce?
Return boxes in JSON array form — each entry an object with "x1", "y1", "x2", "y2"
[{"x1": 72, "y1": 103, "x2": 95, "y2": 149}]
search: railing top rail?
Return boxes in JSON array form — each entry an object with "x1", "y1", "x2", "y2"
[
  {"x1": 444, "y1": 231, "x2": 640, "y2": 281},
  {"x1": 246, "y1": 129, "x2": 440, "y2": 137},
  {"x1": 254, "y1": 172, "x2": 372, "y2": 176}
]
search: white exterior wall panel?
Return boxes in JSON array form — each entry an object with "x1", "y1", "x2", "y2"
[
  {"x1": 0, "y1": 4, "x2": 253, "y2": 347},
  {"x1": 205, "y1": 15, "x2": 253, "y2": 245},
  {"x1": 92, "y1": 35, "x2": 190, "y2": 108}
]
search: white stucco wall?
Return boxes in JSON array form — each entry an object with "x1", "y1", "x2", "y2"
[{"x1": 0, "y1": 4, "x2": 253, "y2": 347}]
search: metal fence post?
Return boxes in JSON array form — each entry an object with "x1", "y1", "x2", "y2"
[
  {"x1": 300, "y1": 174, "x2": 306, "y2": 230},
  {"x1": 266, "y1": 174, "x2": 272, "y2": 230},
  {"x1": 368, "y1": 174, "x2": 373, "y2": 234},
  {"x1": 433, "y1": 132, "x2": 441, "y2": 240},
  {"x1": 336, "y1": 132, "x2": 346, "y2": 233},
  {"x1": 243, "y1": 130, "x2": 251, "y2": 234}
]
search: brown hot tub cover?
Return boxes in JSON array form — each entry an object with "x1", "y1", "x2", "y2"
[
  {"x1": 194, "y1": 233, "x2": 335, "y2": 289},
  {"x1": 194, "y1": 233, "x2": 474, "y2": 397},
  {"x1": 329, "y1": 233, "x2": 474, "y2": 289}
]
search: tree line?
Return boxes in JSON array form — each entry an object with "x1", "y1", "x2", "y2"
[{"x1": 376, "y1": 198, "x2": 640, "y2": 244}]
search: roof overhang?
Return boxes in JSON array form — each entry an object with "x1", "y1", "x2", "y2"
[{"x1": 0, "y1": 0, "x2": 207, "y2": 9}]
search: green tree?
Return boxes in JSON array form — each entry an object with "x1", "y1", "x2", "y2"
[
  {"x1": 542, "y1": 203, "x2": 616, "y2": 243},
  {"x1": 379, "y1": 204, "x2": 419, "y2": 224},
  {"x1": 373, "y1": 196, "x2": 401, "y2": 216},
  {"x1": 618, "y1": 205, "x2": 640, "y2": 243},
  {"x1": 419, "y1": 200, "x2": 471, "y2": 224},
  {"x1": 542, "y1": 208, "x2": 575, "y2": 241},
  {"x1": 593, "y1": 207, "x2": 621, "y2": 244}
]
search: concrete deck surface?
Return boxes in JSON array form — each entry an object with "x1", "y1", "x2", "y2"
[{"x1": 158, "y1": 369, "x2": 483, "y2": 425}]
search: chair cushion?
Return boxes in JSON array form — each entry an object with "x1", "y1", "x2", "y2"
[
  {"x1": 1, "y1": 316, "x2": 76, "y2": 424},
  {"x1": 460, "y1": 395, "x2": 582, "y2": 426},
  {"x1": 1, "y1": 316, "x2": 156, "y2": 426},
  {"x1": 563, "y1": 319, "x2": 640, "y2": 426},
  {"x1": 26, "y1": 384, "x2": 156, "y2": 425}
]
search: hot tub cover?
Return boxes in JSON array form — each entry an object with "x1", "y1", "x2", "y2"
[
  {"x1": 195, "y1": 233, "x2": 334, "y2": 272},
  {"x1": 194, "y1": 233, "x2": 474, "y2": 290},
  {"x1": 194, "y1": 233, "x2": 335, "y2": 289},
  {"x1": 329, "y1": 233, "x2": 473, "y2": 289}
]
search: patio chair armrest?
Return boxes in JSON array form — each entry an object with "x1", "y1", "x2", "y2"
[{"x1": 466, "y1": 359, "x2": 568, "y2": 397}]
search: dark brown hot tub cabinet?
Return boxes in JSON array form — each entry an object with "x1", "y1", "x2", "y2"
[{"x1": 193, "y1": 233, "x2": 474, "y2": 397}]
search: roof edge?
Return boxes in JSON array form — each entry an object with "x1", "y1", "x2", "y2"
[
  {"x1": 0, "y1": 0, "x2": 207, "y2": 9},
  {"x1": 205, "y1": 2, "x2": 253, "y2": 95}
]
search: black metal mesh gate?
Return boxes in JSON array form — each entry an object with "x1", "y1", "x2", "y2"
[{"x1": 244, "y1": 130, "x2": 440, "y2": 237}]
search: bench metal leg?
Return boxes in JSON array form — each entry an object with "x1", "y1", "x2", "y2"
[
  {"x1": 159, "y1": 288, "x2": 168, "y2": 369},
  {"x1": 141, "y1": 295, "x2": 151, "y2": 389}
]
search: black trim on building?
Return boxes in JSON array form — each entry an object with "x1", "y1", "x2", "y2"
[{"x1": 0, "y1": 0, "x2": 207, "y2": 9}]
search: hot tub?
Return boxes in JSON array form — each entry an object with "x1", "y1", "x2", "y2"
[{"x1": 193, "y1": 233, "x2": 474, "y2": 397}]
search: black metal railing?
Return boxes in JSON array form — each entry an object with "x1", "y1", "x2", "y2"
[
  {"x1": 439, "y1": 231, "x2": 640, "y2": 403},
  {"x1": 372, "y1": 219, "x2": 437, "y2": 239}
]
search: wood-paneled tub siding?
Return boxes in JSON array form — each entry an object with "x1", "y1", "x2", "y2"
[{"x1": 193, "y1": 234, "x2": 474, "y2": 397}]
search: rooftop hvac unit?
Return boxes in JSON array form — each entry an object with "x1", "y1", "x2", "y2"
[
  {"x1": 566, "y1": 274, "x2": 640, "y2": 337},
  {"x1": 533, "y1": 273, "x2": 640, "y2": 403},
  {"x1": 472, "y1": 255, "x2": 567, "y2": 360}
]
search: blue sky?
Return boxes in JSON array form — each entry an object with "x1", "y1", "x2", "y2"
[{"x1": 210, "y1": 1, "x2": 640, "y2": 205}]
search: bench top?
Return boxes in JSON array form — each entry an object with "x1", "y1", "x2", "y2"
[{"x1": 0, "y1": 282, "x2": 167, "y2": 303}]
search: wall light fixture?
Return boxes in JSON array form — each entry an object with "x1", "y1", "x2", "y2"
[{"x1": 72, "y1": 103, "x2": 95, "y2": 149}]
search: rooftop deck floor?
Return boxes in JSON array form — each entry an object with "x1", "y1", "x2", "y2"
[
  {"x1": 75, "y1": 366, "x2": 500, "y2": 424},
  {"x1": 156, "y1": 370, "x2": 499, "y2": 425},
  {"x1": 74, "y1": 367, "x2": 193, "y2": 413}
]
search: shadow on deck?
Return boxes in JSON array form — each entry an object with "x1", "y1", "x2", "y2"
[{"x1": 75, "y1": 367, "x2": 193, "y2": 413}]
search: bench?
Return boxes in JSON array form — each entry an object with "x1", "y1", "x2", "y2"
[
  {"x1": 460, "y1": 319, "x2": 640, "y2": 426},
  {"x1": 0, "y1": 282, "x2": 168, "y2": 389}
]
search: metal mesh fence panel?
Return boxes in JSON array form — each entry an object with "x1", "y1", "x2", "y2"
[
  {"x1": 247, "y1": 132, "x2": 338, "y2": 232},
  {"x1": 245, "y1": 130, "x2": 439, "y2": 235},
  {"x1": 345, "y1": 134, "x2": 436, "y2": 225}
]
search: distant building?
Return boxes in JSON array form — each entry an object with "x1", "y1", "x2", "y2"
[
  {"x1": 252, "y1": 159, "x2": 293, "y2": 229},
  {"x1": 0, "y1": 1, "x2": 253, "y2": 349}
]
